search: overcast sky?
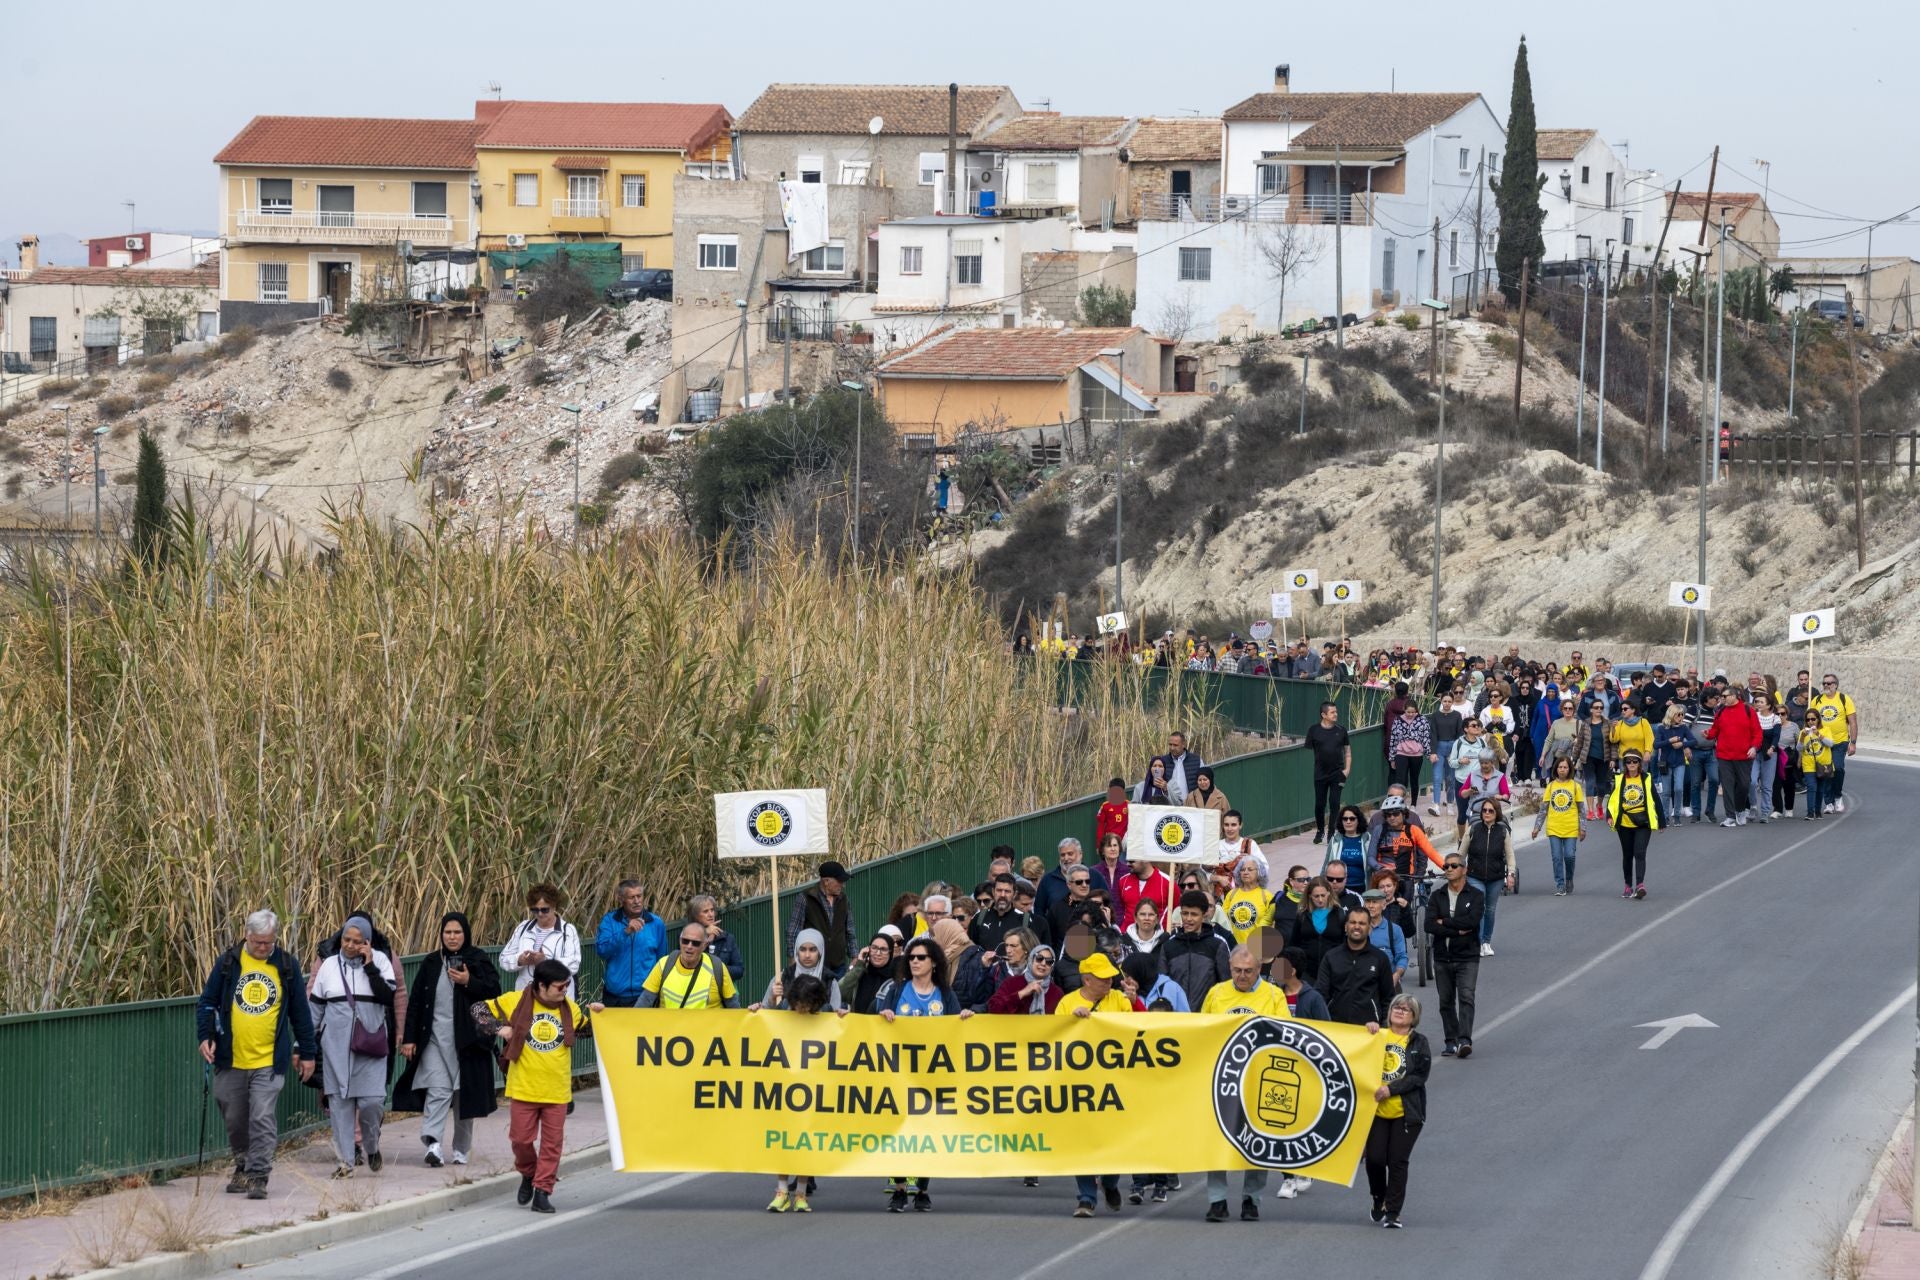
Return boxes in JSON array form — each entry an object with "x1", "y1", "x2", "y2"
[{"x1": 7, "y1": 0, "x2": 1914, "y2": 265}]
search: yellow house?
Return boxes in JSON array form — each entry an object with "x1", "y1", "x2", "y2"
[
  {"x1": 213, "y1": 116, "x2": 480, "y2": 326},
  {"x1": 473, "y1": 100, "x2": 732, "y2": 272}
]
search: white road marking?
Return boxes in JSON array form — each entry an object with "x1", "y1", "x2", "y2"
[
  {"x1": 360, "y1": 1171, "x2": 705, "y2": 1280},
  {"x1": 1478, "y1": 810, "x2": 1850, "y2": 1038},
  {"x1": 1007, "y1": 1190, "x2": 1184, "y2": 1280},
  {"x1": 1636, "y1": 984, "x2": 1916, "y2": 1280},
  {"x1": 1635, "y1": 1014, "x2": 1718, "y2": 1050}
]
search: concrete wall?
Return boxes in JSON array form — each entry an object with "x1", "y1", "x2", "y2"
[
  {"x1": 1539, "y1": 135, "x2": 1630, "y2": 265},
  {"x1": 878, "y1": 375, "x2": 1069, "y2": 439},
  {"x1": 737, "y1": 133, "x2": 973, "y2": 212},
  {"x1": 1133, "y1": 217, "x2": 1375, "y2": 340},
  {"x1": 221, "y1": 165, "x2": 476, "y2": 245},
  {"x1": 220, "y1": 299, "x2": 324, "y2": 330},
  {"x1": 474, "y1": 147, "x2": 682, "y2": 266},
  {"x1": 3, "y1": 279, "x2": 218, "y2": 362},
  {"x1": 1126, "y1": 160, "x2": 1221, "y2": 222}
]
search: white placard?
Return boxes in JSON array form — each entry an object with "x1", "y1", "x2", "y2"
[
  {"x1": 713, "y1": 789, "x2": 831, "y2": 859},
  {"x1": 1668, "y1": 581, "x2": 1711, "y2": 610},
  {"x1": 1096, "y1": 611, "x2": 1128, "y2": 635},
  {"x1": 1280, "y1": 568, "x2": 1318, "y2": 592},
  {"x1": 1249, "y1": 620, "x2": 1274, "y2": 642},
  {"x1": 1323, "y1": 579, "x2": 1364, "y2": 605},
  {"x1": 1270, "y1": 592, "x2": 1294, "y2": 619},
  {"x1": 1124, "y1": 804, "x2": 1222, "y2": 865},
  {"x1": 1789, "y1": 608, "x2": 1836, "y2": 641}
]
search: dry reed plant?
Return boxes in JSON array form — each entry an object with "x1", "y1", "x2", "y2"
[{"x1": 0, "y1": 522, "x2": 1202, "y2": 1010}]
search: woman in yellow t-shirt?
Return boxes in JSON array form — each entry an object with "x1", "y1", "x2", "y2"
[
  {"x1": 1220, "y1": 858, "x2": 1275, "y2": 946},
  {"x1": 1798, "y1": 713, "x2": 1835, "y2": 818},
  {"x1": 1531, "y1": 757, "x2": 1588, "y2": 897},
  {"x1": 1365, "y1": 993, "x2": 1431, "y2": 1229}
]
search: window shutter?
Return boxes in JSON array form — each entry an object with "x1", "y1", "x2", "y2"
[{"x1": 954, "y1": 239, "x2": 983, "y2": 257}]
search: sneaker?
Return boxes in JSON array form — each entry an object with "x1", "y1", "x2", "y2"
[
  {"x1": 1720, "y1": 818, "x2": 1737, "y2": 828},
  {"x1": 1241, "y1": 1196, "x2": 1259, "y2": 1221},
  {"x1": 1441, "y1": 1041, "x2": 1458, "y2": 1057},
  {"x1": 246, "y1": 1177, "x2": 268, "y2": 1201},
  {"x1": 1634, "y1": 883, "x2": 1647, "y2": 900},
  {"x1": 1691, "y1": 814, "x2": 1701, "y2": 824},
  {"x1": 332, "y1": 1164, "x2": 354, "y2": 1180},
  {"x1": 1022, "y1": 1177, "x2": 1040, "y2": 1188},
  {"x1": 1553, "y1": 888, "x2": 1567, "y2": 897},
  {"x1": 768, "y1": 1192, "x2": 792, "y2": 1213},
  {"x1": 912, "y1": 1191, "x2": 931, "y2": 1213},
  {"x1": 366, "y1": 1151, "x2": 382, "y2": 1173},
  {"x1": 1129, "y1": 1188, "x2": 1144, "y2": 1205},
  {"x1": 888, "y1": 1190, "x2": 908, "y2": 1213},
  {"x1": 1311, "y1": 833, "x2": 1324, "y2": 845},
  {"x1": 1480, "y1": 942, "x2": 1495, "y2": 957},
  {"x1": 517, "y1": 1175, "x2": 535, "y2": 1205},
  {"x1": 1769, "y1": 810, "x2": 1781, "y2": 819},
  {"x1": 354, "y1": 1144, "x2": 364, "y2": 1167},
  {"x1": 1151, "y1": 1186, "x2": 1169, "y2": 1203},
  {"x1": 1074, "y1": 1202, "x2": 1095, "y2": 1218},
  {"x1": 424, "y1": 1143, "x2": 443, "y2": 1168},
  {"x1": 1205, "y1": 1200, "x2": 1229, "y2": 1223},
  {"x1": 1681, "y1": 806, "x2": 1693, "y2": 818},
  {"x1": 1168, "y1": 1175, "x2": 1182, "y2": 1191},
  {"x1": 1383, "y1": 1217, "x2": 1404, "y2": 1229},
  {"x1": 1623, "y1": 885, "x2": 1633, "y2": 899},
  {"x1": 530, "y1": 1189, "x2": 554, "y2": 1214},
  {"x1": 450, "y1": 1151, "x2": 468, "y2": 1166},
  {"x1": 1427, "y1": 805, "x2": 1441, "y2": 816},
  {"x1": 792, "y1": 1195, "x2": 810, "y2": 1213},
  {"x1": 226, "y1": 1170, "x2": 251, "y2": 1195},
  {"x1": 1834, "y1": 798, "x2": 1846, "y2": 814},
  {"x1": 1370, "y1": 1198, "x2": 1386, "y2": 1223},
  {"x1": 1824, "y1": 803, "x2": 1835, "y2": 814},
  {"x1": 1735, "y1": 813, "x2": 1748, "y2": 826},
  {"x1": 1104, "y1": 1184, "x2": 1122, "y2": 1211},
  {"x1": 1276, "y1": 1177, "x2": 1300, "y2": 1200},
  {"x1": 1456, "y1": 1042, "x2": 1473, "y2": 1059}
]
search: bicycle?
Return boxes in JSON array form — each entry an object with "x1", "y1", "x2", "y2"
[{"x1": 1409, "y1": 871, "x2": 1439, "y2": 988}]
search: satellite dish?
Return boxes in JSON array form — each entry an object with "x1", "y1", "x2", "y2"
[{"x1": 868, "y1": 116, "x2": 884, "y2": 135}]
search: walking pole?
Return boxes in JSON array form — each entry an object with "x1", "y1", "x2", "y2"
[{"x1": 197, "y1": 1059, "x2": 213, "y2": 1178}]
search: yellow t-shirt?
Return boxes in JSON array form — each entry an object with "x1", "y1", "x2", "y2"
[
  {"x1": 1378, "y1": 1032, "x2": 1410, "y2": 1119},
  {"x1": 641, "y1": 954, "x2": 737, "y2": 1009},
  {"x1": 1200, "y1": 979, "x2": 1292, "y2": 1018},
  {"x1": 1616, "y1": 776, "x2": 1651, "y2": 829},
  {"x1": 1056, "y1": 987, "x2": 1137, "y2": 1016},
  {"x1": 1812, "y1": 692, "x2": 1855, "y2": 743},
  {"x1": 229, "y1": 950, "x2": 284, "y2": 1071},
  {"x1": 1541, "y1": 780, "x2": 1586, "y2": 839},
  {"x1": 484, "y1": 990, "x2": 589, "y2": 1105},
  {"x1": 1221, "y1": 887, "x2": 1275, "y2": 946},
  {"x1": 1609, "y1": 717, "x2": 1654, "y2": 760},
  {"x1": 1799, "y1": 728, "x2": 1833, "y2": 772}
]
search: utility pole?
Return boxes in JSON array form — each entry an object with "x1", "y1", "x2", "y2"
[
  {"x1": 1787, "y1": 311, "x2": 1799, "y2": 424},
  {"x1": 1844, "y1": 289, "x2": 1868, "y2": 570},
  {"x1": 1333, "y1": 144, "x2": 1346, "y2": 352},
  {"x1": 1513, "y1": 257, "x2": 1530, "y2": 425},
  {"x1": 782, "y1": 300, "x2": 794, "y2": 426},
  {"x1": 1298, "y1": 353, "x2": 1309, "y2": 436},
  {"x1": 90, "y1": 427, "x2": 106, "y2": 539},
  {"x1": 1470, "y1": 148, "x2": 1485, "y2": 310},
  {"x1": 1643, "y1": 183, "x2": 1681, "y2": 468},
  {"x1": 841, "y1": 379, "x2": 865, "y2": 562},
  {"x1": 62, "y1": 404, "x2": 72, "y2": 525},
  {"x1": 1429, "y1": 217, "x2": 1440, "y2": 384},
  {"x1": 1101, "y1": 345, "x2": 1128, "y2": 607},
  {"x1": 562, "y1": 402, "x2": 584, "y2": 540},
  {"x1": 1596, "y1": 244, "x2": 1612, "y2": 473},
  {"x1": 735, "y1": 299, "x2": 751, "y2": 410},
  {"x1": 1661, "y1": 293, "x2": 1674, "y2": 454},
  {"x1": 1713, "y1": 217, "x2": 1728, "y2": 485},
  {"x1": 1424, "y1": 298, "x2": 1451, "y2": 650},
  {"x1": 1575, "y1": 272, "x2": 1589, "y2": 458}
]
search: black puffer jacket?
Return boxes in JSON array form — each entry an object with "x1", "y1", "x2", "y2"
[{"x1": 1379, "y1": 1030, "x2": 1433, "y2": 1127}]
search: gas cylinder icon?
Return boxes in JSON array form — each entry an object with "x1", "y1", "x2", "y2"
[{"x1": 1256, "y1": 1054, "x2": 1302, "y2": 1127}]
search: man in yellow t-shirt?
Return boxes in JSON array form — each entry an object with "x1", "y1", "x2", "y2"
[
  {"x1": 475, "y1": 959, "x2": 602, "y2": 1213},
  {"x1": 1056, "y1": 952, "x2": 1142, "y2": 1216},
  {"x1": 1200, "y1": 947, "x2": 1293, "y2": 1017},
  {"x1": 637, "y1": 922, "x2": 741, "y2": 1009},
  {"x1": 1811, "y1": 676, "x2": 1859, "y2": 814}
]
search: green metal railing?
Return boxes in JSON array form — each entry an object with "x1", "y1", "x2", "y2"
[
  {"x1": 0, "y1": 683, "x2": 1387, "y2": 1199},
  {"x1": 1038, "y1": 657, "x2": 1392, "y2": 740}
]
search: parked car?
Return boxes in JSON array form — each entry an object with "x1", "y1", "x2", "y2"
[
  {"x1": 605, "y1": 268, "x2": 671, "y2": 303},
  {"x1": 1806, "y1": 298, "x2": 1863, "y2": 328}
]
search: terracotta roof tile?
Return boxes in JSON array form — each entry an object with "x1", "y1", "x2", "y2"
[
  {"x1": 878, "y1": 327, "x2": 1143, "y2": 379},
  {"x1": 1126, "y1": 118, "x2": 1221, "y2": 163},
  {"x1": 1221, "y1": 92, "x2": 1374, "y2": 123},
  {"x1": 551, "y1": 154, "x2": 611, "y2": 170},
  {"x1": 215, "y1": 117, "x2": 479, "y2": 169},
  {"x1": 738, "y1": 84, "x2": 1016, "y2": 136},
  {"x1": 978, "y1": 115, "x2": 1129, "y2": 151},
  {"x1": 1221, "y1": 91, "x2": 1480, "y2": 149},
  {"x1": 25, "y1": 256, "x2": 219, "y2": 288},
  {"x1": 1534, "y1": 129, "x2": 1596, "y2": 162},
  {"x1": 476, "y1": 101, "x2": 731, "y2": 153}
]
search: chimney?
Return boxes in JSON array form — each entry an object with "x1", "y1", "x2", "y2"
[
  {"x1": 1273, "y1": 64, "x2": 1291, "y2": 93},
  {"x1": 17, "y1": 235, "x2": 38, "y2": 272}
]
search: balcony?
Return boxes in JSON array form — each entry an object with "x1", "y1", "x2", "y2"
[
  {"x1": 231, "y1": 209, "x2": 455, "y2": 247},
  {"x1": 551, "y1": 197, "x2": 610, "y2": 232},
  {"x1": 1138, "y1": 192, "x2": 1375, "y2": 226}
]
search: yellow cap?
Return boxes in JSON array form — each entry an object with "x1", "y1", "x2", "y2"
[{"x1": 1079, "y1": 952, "x2": 1120, "y2": 980}]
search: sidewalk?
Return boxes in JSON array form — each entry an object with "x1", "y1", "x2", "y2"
[
  {"x1": 1, "y1": 1095, "x2": 607, "y2": 1280},
  {"x1": 1856, "y1": 1110, "x2": 1918, "y2": 1280}
]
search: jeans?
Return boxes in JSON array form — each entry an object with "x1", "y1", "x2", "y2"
[
  {"x1": 1749, "y1": 754, "x2": 1773, "y2": 811},
  {"x1": 1076, "y1": 1173, "x2": 1119, "y2": 1205},
  {"x1": 1690, "y1": 758, "x2": 1719, "y2": 817},
  {"x1": 1468, "y1": 877, "x2": 1502, "y2": 943},
  {"x1": 1830, "y1": 744, "x2": 1848, "y2": 801},
  {"x1": 1434, "y1": 956, "x2": 1479, "y2": 1044},
  {"x1": 1431, "y1": 742, "x2": 1456, "y2": 809},
  {"x1": 1364, "y1": 1117, "x2": 1423, "y2": 1219},
  {"x1": 1547, "y1": 835, "x2": 1579, "y2": 890},
  {"x1": 1617, "y1": 825, "x2": 1651, "y2": 886},
  {"x1": 1805, "y1": 773, "x2": 1827, "y2": 817},
  {"x1": 1313, "y1": 776, "x2": 1345, "y2": 837},
  {"x1": 1584, "y1": 758, "x2": 1611, "y2": 806},
  {"x1": 213, "y1": 1065, "x2": 286, "y2": 1176},
  {"x1": 1717, "y1": 758, "x2": 1752, "y2": 816},
  {"x1": 1654, "y1": 767, "x2": 1683, "y2": 817},
  {"x1": 1206, "y1": 1168, "x2": 1269, "y2": 1204}
]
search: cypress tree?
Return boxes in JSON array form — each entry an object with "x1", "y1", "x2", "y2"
[
  {"x1": 133, "y1": 429, "x2": 168, "y2": 568},
  {"x1": 1494, "y1": 36, "x2": 1547, "y2": 303}
]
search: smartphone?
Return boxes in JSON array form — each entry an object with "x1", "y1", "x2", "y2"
[{"x1": 447, "y1": 958, "x2": 467, "y2": 973}]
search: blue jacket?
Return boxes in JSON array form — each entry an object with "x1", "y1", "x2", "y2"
[
  {"x1": 1368, "y1": 918, "x2": 1408, "y2": 973},
  {"x1": 595, "y1": 908, "x2": 666, "y2": 1000},
  {"x1": 195, "y1": 944, "x2": 318, "y2": 1076},
  {"x1": 1144, "y1": 972, "x2": 1191, "y2": 1012}
]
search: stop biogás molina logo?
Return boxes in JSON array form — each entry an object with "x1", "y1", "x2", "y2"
[
  {"x1": 1801, "y1": 614, "x2": 1822, "y2": 635},
  {"x1": 1331, "y1": 584, "x2": 1352, "y2": 601},
  {"x1": 1291, "y1": 573, "x2": 1310, "y2": 589},
  {"x1": 1213, "y1": 1019, "x2": 1357, "y2": 1169},
  {"x1": 236, "y1": 972, "x2": 279, "y2": 1014},
  {"x1": 1153, "y1": 814, "x2": 1194, "y2": 856},
  {"x1": 747, "y1": 800, "x2": 794, "y2": 848},
  {"x1": 1549, "y1": 789, "x2": 1576, "y2": 813},
  {"x1": 528, "y1": 1011, "x2": 565, "y2": 1053},
  {"x1": 1681, "y1": 586, "x2": 1701, "y2": 605}
]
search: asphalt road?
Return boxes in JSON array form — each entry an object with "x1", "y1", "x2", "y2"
[{"x1": 244, "y1": 761, "x2": 1916, "y2": 1280}]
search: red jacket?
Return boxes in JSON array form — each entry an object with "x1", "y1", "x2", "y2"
[
  {"x1": 1706, "y1": 703, "x2": 1762, "y2": 760},
  {"x1": 1095, "y1": 801, "x2": 1128, "y2": 847},
  {"x1": 1118, "y1": 868, "x2": 1175, "y2": 925}
]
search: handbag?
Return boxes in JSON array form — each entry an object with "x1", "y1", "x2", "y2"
[{"x1": 339, "y1": 956, "x2": 389, "y2": 1058}]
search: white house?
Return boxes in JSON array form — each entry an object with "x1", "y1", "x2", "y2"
[
  {"x1": 970, "y1": 114, "x2": 1130, "y2": 223},
  {"x1": 1133, "y1": 68, "x2": 1506, "y2": 340}
]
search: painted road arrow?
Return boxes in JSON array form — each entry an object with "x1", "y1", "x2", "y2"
[{"x1": 1635, "y1": 1014, "x2": 1719, "y2": 1050}]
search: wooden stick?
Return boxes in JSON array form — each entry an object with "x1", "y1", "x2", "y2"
[{"x1": 770, "y1": 855, "x2": 783, "y2": 978}]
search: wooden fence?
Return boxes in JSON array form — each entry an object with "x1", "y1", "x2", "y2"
[{"x1": 1724, "y1": 429, "x2": 1918, "y2": 485}]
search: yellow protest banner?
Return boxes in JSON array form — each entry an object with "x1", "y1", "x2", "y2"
[{"x1": 595, "y1": 1010, "x2": 1388, "y2": 1185}]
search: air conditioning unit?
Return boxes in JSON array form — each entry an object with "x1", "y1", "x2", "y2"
[
  {"x1": 505, "y1": 234, "x2": 527, "y2": 248},
  {"x1": 126, "y1": 237, "x2": 144, "y2": 251}
]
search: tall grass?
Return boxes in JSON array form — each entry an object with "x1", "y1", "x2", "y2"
[{"x1": 0, "y1": 523, "x2": 1190, "y2": 1011}]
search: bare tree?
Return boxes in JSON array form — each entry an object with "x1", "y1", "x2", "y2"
[
  {"x1": 1257, "y1": 221, "x2": 1326, "y2": 330},
  {"x1": 1154, "y1": 289, "x2": 1198, "y2": 342}
]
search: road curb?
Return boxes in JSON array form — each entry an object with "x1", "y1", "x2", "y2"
[{"x1": 69, "y1": 1143, "x2": 612, "y2": 1280}]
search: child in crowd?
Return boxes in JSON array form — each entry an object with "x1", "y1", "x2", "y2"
[{"x1": 763, "y1": 975, "x2": 832, "y2": 1212}]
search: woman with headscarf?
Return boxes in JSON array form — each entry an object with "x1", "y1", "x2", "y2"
[
  {"x1": 395, "y1": 912, "x2": 501, "y2": 1167},
  {"x1": 840, "y1": 931, "x2": 903, "y2": 1013},
  {"x1": 754, "y1": 928, "x2": 847, "y2": 1012},
  {"x1": 309, "y1": 914, "x2": 396, "y2": 1177},
  {"x1": 987, "y1": 942, "x2": 1062, "y2": 1014},
  {"x1": 931, "y1": 918, "x2": 993, "y2": 1012},
  {"x1": 1185, "y1": 766, "x2": 1231, "y2": 814}
]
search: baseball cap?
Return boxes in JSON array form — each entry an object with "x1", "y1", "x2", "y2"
[
  {"x1": 1079, "y1": 952, "x2": 1120, "y2": 980},
  {"x1": 818, "y1": 860, "x2": 850, "y2": 882}
]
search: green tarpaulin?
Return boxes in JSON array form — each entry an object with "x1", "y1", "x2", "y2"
[{"x1": 485, "y1": 242, "x2": 624, "y2": 292}]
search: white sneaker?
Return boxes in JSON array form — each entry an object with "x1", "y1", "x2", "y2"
[
  {"x1": 1735, "y1": 813, "x2": 1748, "y2": 826},
  {"x1": 1834, "y1": 798, "x2": 1846, "y2": 813},
  {"x1": 1427, "y1": 805, "x2": 1441, "y2": 817},
  {"x1": 1275, "y1": 1177, "x2": 1300, "y2": 1200},
  {"x1": 1823, "y1": 802, "x2": 1835, "y2": 814},
  {"x1": 424, "y1": 1141, "x2": 443, "y2": 1167},
  {"x1": 1682, "y1": 806, "x2": 1693, "y2": 818},
  {"x1": 1720, "y1": 818, "x2": 1737, "y2": 828},
  {"x1": 1769, "y1": 810, "x2": 1781, "y2": 820},
  {"x1": 1480, "y1": 942, "x2": 1495, "y2": 957},
  {"x1": 449, "y1": 1151, "x2": 468, "y2": 1165}
]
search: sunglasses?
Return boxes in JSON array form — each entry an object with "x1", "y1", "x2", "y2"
[
  {"x1": 532, "y1": 906, "x2": 556, "y2": 915},
  {"x1": 1444, "y1": 862, "x2": 1465, "y2": 870},
  {"x1": 679, "y1": 937, "x2": 706, "y2": 948},
  {"x1": 1289, "y1": 873, "x2": 1309, "y2": 882},
  {"x1": 908, "y1": 953, "x2": 933, "y2": 963},
  {"x1": 1326, "y1": 876, "x2": 1347, "y2": 884},
  {"x1": 1069, "y1": 877, "x2": 1091, "y2": 885}
]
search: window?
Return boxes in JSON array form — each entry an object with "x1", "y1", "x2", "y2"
[
  {"x1": 839, "y1": 160, "x2": 871, "y2": 185},
  {"x1": 1257, "y1": 162, "x2": 1287, "y2": 196},
  {"x1": 107, "y1": 250, "x2": 132, "y2": 267},
  {"x1": 1025, "y1": 161, "x2": 1058, "y2": 203},
  {"x1": 413, "y1": 182, "x2": 447, "y2": 218},
  {"x1": 566, "y1": 174, "x2": 601, "y2": 215},
  {"x1": 258, "y1": 178, "x2": 292, "y2": 215},
  {"x1": 918, "y1": 152, "x2": 945, "y2": 186},
  {"x1": 1178, "y1": 246, "x2": 1211, "y2": 281},
  {"x1": 1382, "y1": 237, "x2": 1396, "y2": 293},
  {"x1": 797, "y1": 155, "x2": 823, "y2": 184},
  {"x1": 954, "y1": 239, "x2": 983, "y2": 285},
  {"x1": 697, "y1": 234, "x2": 738, "y2": 271},
  {"x1": 513, "y1": 173, "x2": 538, "y2": 207},
  {"x1": 1580, "y1": 165, "x2": 1590, "y2": 185},
  {"x1": 1604, "y1": 172, "x2": 1615, "y2": 209},
  {"x1": 899, "y1": 245, "x2": 924, "y2": 275},
  {"x1": 801, "y1": 241, "x2": 846, "y2": 273},
  {"x1": 622, "y1": 174, "x2": 648, "y2": 208},
  {"x1": 258, "y1": 263, "x2": 289, "y2": 303},
  {"x1": 1458, "y1": 147, "x2": 1471, "y2": 173},
  {"x1": 1448, "y1": 229, "x2": 1459, "y2": 268},
  {"x1": 1490, "y1": 151, "x2": 1501, "y2": 173},
  {"x1": 1622, "y1": 216, "x2": 1636, "y2": 244},
  {"x1": 317, "y1": 185, "x2": 354, "y2": 227},
  {"x1": 29, "y1": 317, "x2": 57, "y2": 361},
  {"x1": 622, "y1": 253, "x2": 646, "y2": 273}
]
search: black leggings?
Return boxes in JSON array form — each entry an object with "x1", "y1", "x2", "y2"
[
  {"x1": 1364, "y1": 1117, "x2": 1423, "y2": 1218},
  {"x1": 1617, "y1": 825, "x2": 1651, "y2": 886},
  {"x1": 1314, "y1": 776, "x2": 1345, "y2": 835},
  {"x1": 1585, "y1": 758, "x2": 1612, "y2": 801},
  {"x1": 1391, "y1": 755, "x2": 1424, "y2": 798}
]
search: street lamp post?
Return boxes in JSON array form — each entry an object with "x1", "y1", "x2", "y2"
[
  {"x1": 1099, "y1": 346, "x2": 1127, "y2": 608},
  {"x1": 1597, "y1": 240, "x2": 1614, "y2": 473},
  {"x1": 91, "y1": 426, "x2": 108, "y2": 540},
  {"x1": 1575, "y1": 273, "x2": 1590, "y2": 459},
  {"x1": 560, "y1": 402, "x2": 583, "y2": 540},
  {"x1": 1421, "y1": 297, "x2": 1451, "y2": 651},
  {"x1": 840, "y1": 379, "x2": 864, "y2": 561}
]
